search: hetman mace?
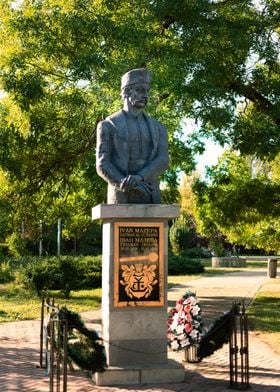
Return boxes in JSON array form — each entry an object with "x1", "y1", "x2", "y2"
[{"x1": 96, "y1": 68, "x2": 169, "y2": 204}]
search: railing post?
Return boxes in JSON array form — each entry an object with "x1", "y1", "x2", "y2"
[
  {"x1": 229, "y1": 302, "x2": 250, "y2": 390},
  {"x1": 49, "y1": 320, "x2": 55, "y2": 392},
  {"x1": 39, "y1": 297, "x2": 45, "y2": 368},
  {"x1": 63, "y1": 320, "x2": 68, "y2": 392},
  {"x1": 56, "y1": 319, "x2": 61, "y2": 392},
  {"x1": 40, "y1": 298, "x2": 68, "y2": 392}
]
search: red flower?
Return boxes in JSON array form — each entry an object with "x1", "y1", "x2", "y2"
[
  {"x1": 167, "y1": 317, "x2": 173, "y2": 326},
  {"x1": 185, "y1": 312, "x2": 192, "y2": 322},
  {"x1": 183, "y1": 304, "x2": 191, "y2": 313},
  {"x1": 185, "y1": 322, "x2": 193, "y2": 334}
]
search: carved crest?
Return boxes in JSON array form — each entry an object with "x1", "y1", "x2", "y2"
[{"x1": 120, "y1": 263, "x2": 158, "y2": 299}]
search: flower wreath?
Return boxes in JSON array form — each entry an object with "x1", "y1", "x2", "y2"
[{"x1": 167, "y1": 291, "x2": 203, "y2": 351}]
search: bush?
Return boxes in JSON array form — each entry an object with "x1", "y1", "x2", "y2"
[
  {"x1": 0, "y1": 261, "x2": 14, "y2": 283},
  {"x1": 5, "y1": 233, "x2": 31, "y2": 258},
  {"x1": 168, "y1": 251, "x2": 205, "y2": 275},
  {"x1": 77, "y1": 256, "x2": 102, "y2": 289},
  {"x1": 183, "y1": 247, "x2": 211, "y2": 259},
  {"x1": 169, "y1": 219, "x2": 196, "y2": 254},
  {"x1": 19, "y1": 255, "x2": 102, "y2": 296}
]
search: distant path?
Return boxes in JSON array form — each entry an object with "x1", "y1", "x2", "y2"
[{"x1": 168, "y1": 269, "x2": 268, "y2": 327}]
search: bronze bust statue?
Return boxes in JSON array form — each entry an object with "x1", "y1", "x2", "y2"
[{"x1": 96, "y1": 68, "x2": 169, "y2": 204}]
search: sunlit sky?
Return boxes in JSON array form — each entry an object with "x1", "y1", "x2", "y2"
[
  {"x1": 195, "y1": 140, "x2": 224, "y2": 177},
  {"x1": 182, "y1": 118, "x2": 225, "y2": 178}
]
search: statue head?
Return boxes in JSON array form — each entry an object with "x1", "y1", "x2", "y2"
[
  {"x1": 121, "y1": 68, "x2": 151, "y2": 90},
  {"x1": 121, "y1": 68, "x2": 151, "y2": 111}
]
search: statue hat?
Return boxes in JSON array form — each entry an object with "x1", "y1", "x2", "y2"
[{"x1": 121, "y1": 68, "x2": 151, "y2": 89}]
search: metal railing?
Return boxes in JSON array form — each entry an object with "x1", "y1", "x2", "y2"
[
  {"x1": 39, "y1": 297, "x2": 68, "y2": 392},
  {"x1": 229, "y1": 302, "x2": 249, "y2": 390}
]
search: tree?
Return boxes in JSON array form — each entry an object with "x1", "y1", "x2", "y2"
[
  {"x1": 0, "y1": 0, "x2": 279, "y2": 254},
  {"x1": 179, "y1": 172, "x2": 200, "y2": 217},
  {"x1": 193, "y1": 151, "x2": 280, "y2": 252},
  {"x1": 0, "y1": 0, "x2": 195, "y2": 253},
  {"x1": 152, "y1": 0, "x2": 280, "y2": 159}
]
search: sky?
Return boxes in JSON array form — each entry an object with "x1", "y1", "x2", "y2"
[
  {"x1": 182, "y1": 118, "x2": 225, "y2": 179},
  {"x1": 195, "y1": 139, "x2": 225, "y2": 178}
]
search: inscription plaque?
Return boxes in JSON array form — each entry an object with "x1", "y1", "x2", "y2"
[{"x1": 114, "y1": 222, "x2": 164, "y2": 307}]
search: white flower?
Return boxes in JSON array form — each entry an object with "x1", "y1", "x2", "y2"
[
  {"x1": 170, "y1": 313, "x2": 180, "y2": 330},
  {"x1": 171, "y1": 340, "x2": 179, "y2": 350},
  {"x1": 189, "y1": 296, "x2": 197, "y2": 305},
  {"x1": 189, "y1": 329, "x2": 199, "y2": 339},
  {"x1": 167, "y1": 333, "x2": 175, "y2": 341},
  {"x1": 180, "y1": 338, "x2": 190, "y2": 348},
  {"x1": 177, "y1": 310, "x2": 186, "y2": 320},
  {"x1": 167, "y1": 291, "x2": 203, "y2": 350},
  {"x1": 176, "y1": 324, "x2": 185, "y2": 335},
  {"x1": 191, "y1": 305, "x2": 200, "y2": 316}
]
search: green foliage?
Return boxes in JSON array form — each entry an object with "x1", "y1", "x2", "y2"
[
  {"x1": 169, "y1": 217, "x2": 196, "y2": 254},
  {"x1": 5, "y1": 232, "x2": 30, "y2": 258},
  {"x1": 183, "y1": 247, "x2": 211, "y2": 259},
  {"x1": 20, "y1": 255, "x2": 102, "y2": 296},
  {"x1": 0, "y1": 261, "x2": 13, "y2": 283},
  {"x1": 193, "y1": 151, "x2": 280, "y2": 252},
  {"x1": 0, "y1": 1, "x2": 279, "y2": 256},
  {"x1": 209, "y1": 232, "x2": 227, "y2": 257},
  {"x1": 210, "y1": 241, "x2": 225, "y2": 258},
  {"x1": 168, "y1": 251, "x2": 204, "y2": 275}
]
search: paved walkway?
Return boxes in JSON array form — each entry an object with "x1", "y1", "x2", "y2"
[{"x1": 0, "y1": 269, "x2": 279, "y2": 391}]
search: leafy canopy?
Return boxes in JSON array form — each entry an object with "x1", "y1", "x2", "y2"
[
  {"x1": 0, "y1": 0, "x2": 279, "y2": 253},
  {"x1": 193, "y1": 151, "x2": 280, "y2": 252}
]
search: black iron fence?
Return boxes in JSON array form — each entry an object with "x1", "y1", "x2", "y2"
[
  {"x1": 229, "y1": 303, "x2": 249, "y2": 390},
  {"x1": 185, "y1": 301, "x2": 250, "y2": 390},
  {"x1": 39, "y1": 297, "x2": 68, "y2": 392}
]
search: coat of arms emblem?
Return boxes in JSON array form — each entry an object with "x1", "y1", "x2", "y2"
[{"x1": 120, "y1": 255, "x2": 158, "y2": 299}]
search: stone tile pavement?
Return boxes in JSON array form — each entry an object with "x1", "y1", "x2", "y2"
[{"x1": 0, "y1": 269, "x2": 279, "y2": 391}]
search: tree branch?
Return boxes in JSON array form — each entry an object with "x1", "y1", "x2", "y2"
[{"x1": 229, "y1": 80, "x2": 280, "y2": 126}]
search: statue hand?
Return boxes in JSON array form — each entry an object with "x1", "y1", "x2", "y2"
[
  {"x1": 120, "y1": 174, "x2": 143, "y2": 192},
  {"x1": 136, "y1": 182, "x2": 153, "y2": 195}
]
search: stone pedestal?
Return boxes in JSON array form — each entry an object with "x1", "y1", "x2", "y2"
[
  {"x1": 92, "y1": 204, "x2": 185, "y2": 386},
  {"x1": 267, "y1": 258, "x2": 277, "y2": 278}
]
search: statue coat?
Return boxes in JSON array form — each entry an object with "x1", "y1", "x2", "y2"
[{"x1": 96, "y1": 109, "x2": 169, "y2": 204}]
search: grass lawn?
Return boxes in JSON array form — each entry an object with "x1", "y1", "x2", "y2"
[
  {"x1": 0, "y1": 283, "x2": 101, "y2": 323},
  {"x1": 247, "y1": 279, "x2": 280, "y2": 355}
]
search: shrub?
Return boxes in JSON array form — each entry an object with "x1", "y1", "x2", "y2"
[
  {"x1": 168, "y1": 251, "x2": 204, "y2": 275},
  {"x1": 0, "y1": 261, "x2": 14, "y2": 283},
  {"x1": 21, "y1": 257, "x2": 60, "y2": 295},
  {"x1": 77, "y1": 256, "x2": 102, "y2": 289},
  {"x1": 5, "y1": 233, "x2": 30, "y2": 258},
  {"x1": 210, "y1": 240, "x2": 225, "y2": 257},
  {"x1": 183, "y1": 247, "x2": 211, "y2": 259},
  {"x1": 19, "y1": 255, "x2": 102, "y2": 296},
  {"x1": 169, "y1": 219, "x2": 195, "y2": 254}
]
